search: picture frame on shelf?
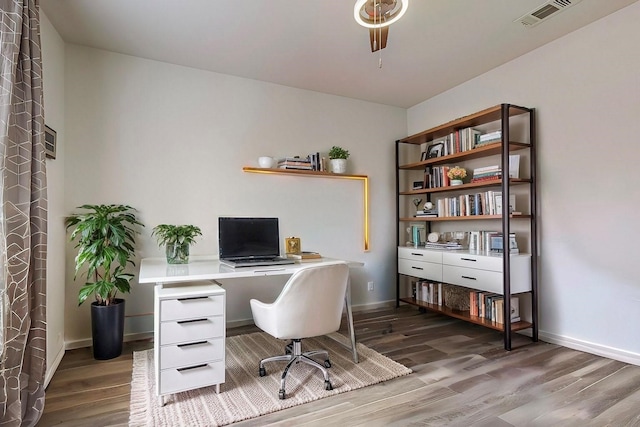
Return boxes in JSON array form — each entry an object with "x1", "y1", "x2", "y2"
[
  {"x1": 420, "y1": 151, "x2": 428, "y2": 161},
  {"x1": 426, "y1": 142, "x2": 443, "y2": 158}
]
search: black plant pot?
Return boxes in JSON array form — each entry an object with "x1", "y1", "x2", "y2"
[{"x1": 91, "y1": 298, "x2": 125, "y2": 360}]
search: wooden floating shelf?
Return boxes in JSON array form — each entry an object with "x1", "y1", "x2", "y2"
[
  {"x1": 243, "y1": 167, "x2": 370, "y2": 251},
  {"x1": 399, "y1": 297, "x2": 533, "y2": 332}
]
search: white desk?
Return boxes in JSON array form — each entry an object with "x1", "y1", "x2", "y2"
[{"x1": 139, "y1": 256, "x2": 361, "y2": 363}]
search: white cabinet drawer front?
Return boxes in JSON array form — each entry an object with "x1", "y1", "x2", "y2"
[
  {"x1": 443, "y1": 265, "x2": 531, "y2": 294},
  {"x1": 398, "y1": 258, "x2": 442, "y2": 281},
  {"x1": 159, "y1": 361, "x2": 225, "y2": 395},
  {"x1": 160, "y1": 339, "x2": 224, "y2": 370},
  {"x1": 442, "y1": 252, "x2": 503, "y2": 272},
  {"x1": 398, "y1": 247, "x2": 443, "y2": 263},
  {"x1": 160, "y1": 295, "x2": 224, "y2": 321},
  {"x1": 160, "y1": 317, "x2": 224, "y2": 345}
]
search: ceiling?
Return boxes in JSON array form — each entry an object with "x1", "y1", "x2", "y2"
[{"x1": 40, "y1": 0, "x2": 637, "y2": 108}]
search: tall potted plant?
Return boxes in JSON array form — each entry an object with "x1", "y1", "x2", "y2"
[
  {"x1": 328, "y1": 146, "x2": 350, "y2": 174},
  {"x1": 65, "y1": 204, "x2": 144, "y2": 360},
  {"x1": 152, "y1": 224, "x2": 202, "y2": 264}
]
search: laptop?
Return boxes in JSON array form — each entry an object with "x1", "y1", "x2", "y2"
[{"x1": 218, "y1": 217, "x2": 295, "y2": 268}]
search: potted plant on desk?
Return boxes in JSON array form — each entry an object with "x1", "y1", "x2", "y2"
[
  {"x1": 328, "y1": 146, "x2": 350, "y2": 174},
  {"x1": 152, "y1": 224, "x2": 202, "y2": 264},
  {"x1": 65, "y1": 204, "x2": 144, "y2": 360}
]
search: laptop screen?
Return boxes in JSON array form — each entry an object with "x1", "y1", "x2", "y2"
[{"x1": 218, "y1": 217, "x2": 280, "y2": 260}]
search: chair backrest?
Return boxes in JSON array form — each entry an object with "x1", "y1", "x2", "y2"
[{"x1": 255, "y1": 261, "x2": 349, "y2": 339}]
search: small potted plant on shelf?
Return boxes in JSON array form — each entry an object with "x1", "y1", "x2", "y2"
[
  {"x1": 152, "y1": 224, "x2": 203, "y2": 264},
  {"x1": 447, "y1": 166, "x2": 467, "y2": 186},
  {"x1": 328, "y1": 146, "x2": 350, "y2": 174},
  {"x1": 65, "y1": 204, "x2": 144, "y2": 360}
]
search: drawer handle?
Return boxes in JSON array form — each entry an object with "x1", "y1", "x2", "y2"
[
  {"x1": 177, "y1": 340, "x2": 208, "y2": 348},
  {"x1": 177, "y1": 363, "x2": 208, "y2": 372},
  {"x1": 460, "y1": 258, "x2": 477, "y2": 262},
  {"x1": 461, "y1": 275, "x2": 477, "y2": 281},
  {"x1": 177, "y1": 318, "x2": 208, "y2": 324},
  {"x1": 410, "y1": 253, "x2": 424, "y2": 256},
  {"x1": 411, "y1": 266, "x2": 424, "y2": 271},
  {"x1": 177, "y1": 296, "x2": 210, "y2": 301}
]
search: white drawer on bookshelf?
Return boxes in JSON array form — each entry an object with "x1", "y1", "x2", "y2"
[
  {"x1": 398, "y1": 258, "x2": 442, "y2": 281},
  {"x1": 398, "y1": 247, "x2": 443, "y2": 263}
]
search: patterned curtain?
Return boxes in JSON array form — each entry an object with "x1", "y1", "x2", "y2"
[{"x1": 0, "y1": 0, "x2": 48, "y2": 425}]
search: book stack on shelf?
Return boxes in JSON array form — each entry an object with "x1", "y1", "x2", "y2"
[
  {"x1": 424, "y1": 166, "x2": 450, "y2": 188},
  {"x1": 476, "y1": 130, "x2": 502, "y2": 147},
  {"x1": 413, "y1": 280, "x2": 443, "y2": 306},
  {"x1": 470, "y1": 293, "x2": 520, "y2": 324},
  {"x1": 471, "y1": 165, "x2": 501, "y2": 183},
  {"x1": 468, "y1": 231, "x2": 518, "y2": 253},
  {"x1": 424, "y1": 241, "x2": 463, "y2": 250},
  {"x1": 278, "y1": 157, "x2": 313, "y2": 170},
  {"x1": 277, "y1": 153, "x2": 326, "y2": 171},
  {"x1": 286, "y1": 251, "x2": 322, "y2": 262},
  {"x1": 430, "y1": 128, "x2": 482, "y2": 156},
  {"x1": 435, "y1": 192, "x2": 516, "y2": 217}
]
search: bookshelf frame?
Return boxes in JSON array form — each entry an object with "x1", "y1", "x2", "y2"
[{"x1": 395, "y1": 103, "x2": 538, "y2": 350}]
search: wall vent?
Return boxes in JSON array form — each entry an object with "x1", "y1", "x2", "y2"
[{"x1": 515, "y1": 0, "x2": 583, "y2": 27}]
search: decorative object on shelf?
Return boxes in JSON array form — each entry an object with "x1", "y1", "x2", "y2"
[
  {"x1": 447, "y1": 166, "x2": 467, "y2": 185},
  {"x1": 65, "y1": 204, "x2": 144, "y2": 360},
  {"x1": 426, "y1": 142, "x2": 443, "y2": 158},
  {"x1": 353, "y1": 0, "x2": 409, "y2": 53},
  {"x1": 328, "y1": 145, "x2": 350, "y2": 174},
  {"x1": 258, "y1": 156, "x2": 275, "y2": 168},
  {"x1": 152, "y1": 224, "x2": 202, "y2": 264},
  {"x1": 412, "y1": 197, "x2": 422, "y2": 212},
  {"x1": 285, "y1": 237, "x2": 301, "y2": 255}
]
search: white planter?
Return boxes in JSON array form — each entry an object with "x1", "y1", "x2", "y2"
[{"x1": 330, "y1": 158, "x2": 347, "y2": 174}]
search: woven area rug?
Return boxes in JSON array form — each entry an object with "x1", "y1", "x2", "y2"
[{"x1": 129, "y1": 332, "x2": 411, "y2": 426}]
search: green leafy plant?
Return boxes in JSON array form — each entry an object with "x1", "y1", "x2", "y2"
[
  {"x1": 152, "y1": 224, "x2": 202, "y2": 264},
  {"x1": 328, "y1": 146, "x2": 350, "y2": 159},
  {"x1": 65, "y1": 204, "x2": 144, "y2": 306}
]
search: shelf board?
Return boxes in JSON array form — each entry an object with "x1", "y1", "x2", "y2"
[
  {"x1": 399, "y1": 297, "x2": 533, "y2": 332},
  {"x1": 243, "y1": 167, "x2": 367, "y2": 179},
  {"x1": 398, "y1": 104, "x2": 531, "y2": 145},
  {"x1": 243, "y1": 167, "x2": 370, "y2": 251},
  {"x1": 400, "y1": 178, "x2": 531, "y2": 195},
  {"x1": 400, "y1": 214, "x2": 531, "y2": 222},
  {"x1": 399, "y1": 142, "x2": 530, "y2": 170}
]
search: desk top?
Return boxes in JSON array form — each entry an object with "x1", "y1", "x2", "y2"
[{"x1": 139, "y1": 256, "x2": 363, "y2": 284}]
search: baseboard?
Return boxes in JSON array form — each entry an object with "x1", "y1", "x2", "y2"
[
  {"x1": 64, "y1": 331, "x2": 154, "y2": 351},
  {"x1": 539, "y1": 330, "x2": 640, "y2": 367}
]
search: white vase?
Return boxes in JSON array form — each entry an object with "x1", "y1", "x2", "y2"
[
  {"x1": 451, "y1": 179, "x2": 463, "y2": 186},
  {"x1": 330, "y1": 158, "x2": 347, "y2": 174}
]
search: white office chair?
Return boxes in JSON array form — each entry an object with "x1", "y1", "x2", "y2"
[{"x1": 249, "y1": 261, "x2": 350, "y2": 399}]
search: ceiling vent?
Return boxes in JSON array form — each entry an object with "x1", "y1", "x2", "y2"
[{"x1": 515, "y1": 0, "x2": 583, "y2": 27}]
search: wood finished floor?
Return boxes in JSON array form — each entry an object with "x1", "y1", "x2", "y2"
[{"x1": 39, "y1": 306, "x2": 640, "y2": 426}]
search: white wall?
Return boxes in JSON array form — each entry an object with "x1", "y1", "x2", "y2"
[
  {"x1": 62, "y1": 46, "x2": 406, "y2": 346},
  {"x1": 408, "y1": 3, "x2": 640, "y2": 364},
  {"x1": 40, "y1": 11, "x2": 66, "y2": 385}
]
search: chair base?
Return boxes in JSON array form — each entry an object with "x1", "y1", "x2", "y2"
[{"x1": 259, "y1": 339, "x2": 333, "y2": 399}]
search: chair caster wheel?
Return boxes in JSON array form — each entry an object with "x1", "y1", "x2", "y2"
[
  {"x1": 325, "y1": 380, "x2": 333, "y2": 391},
  {"x1": 324, "y1": 360, "x2": 331, "y2": 368},
  {"x1": 279, "y1": 389, "x2": 286, "y2": 400},
  {"x1": 259, "y1": 367, "x2": 266, "y2": 377}
]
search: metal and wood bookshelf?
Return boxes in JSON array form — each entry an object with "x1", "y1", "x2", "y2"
[{"x1": 395, "y1": 103, "x2": 538, "y2": 350}]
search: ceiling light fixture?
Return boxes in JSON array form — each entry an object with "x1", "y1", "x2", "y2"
[{"x1": 354, "y1": 0, "x2": 408, "y2": 66}]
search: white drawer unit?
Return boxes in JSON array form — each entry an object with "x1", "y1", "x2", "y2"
[
  {"x1": 154, "y1": 282, "x2": 226, "y2": 406},
  {"x1": 398, "y1": 246, "x2": 531, "y2": 295}
]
